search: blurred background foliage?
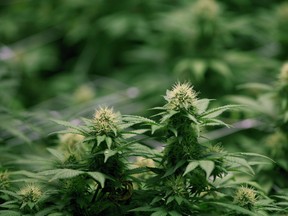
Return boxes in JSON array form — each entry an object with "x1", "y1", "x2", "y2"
[{"x1": 0, "y1": 0, "x2": 288, "y2": 196}]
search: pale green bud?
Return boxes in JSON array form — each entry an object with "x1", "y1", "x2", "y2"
[
  {"x1": 165, "y1": 82, "x2": 198, "y2": 111},
  {"x1": 93, "y1": 107, "x2": 120, "y2": 135},
  {"x1": 19, "y1": 184, "x2": 42, "y2": 203},
  {"x1": 234, "y1": 186, "x2": 257, "y2": 210}
]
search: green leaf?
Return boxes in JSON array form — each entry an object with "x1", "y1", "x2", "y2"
[
  {"x1": 11, "y1": 170, "x2": 46, "y2": 181},
  {"x1": 35, "y1": 206, "x2": 59, "y2": 216},
  {"x1": 191, "y1": 59, "x2": 207, "y2": 81},
  {"x1": 276, "y1": 201, "x2": 288, "y2": 206},
  {"x1": 209, "y1": 202, "x2": 258, "y2": 216},
  {"x1": 226, "y1": 156, "x2": 255, "y2": 175},
  {"x1": 122, "y1": 133, "x2": 136, "y2": 139},
  {"x1": 174, "y1": 59, "x2": 206, "y2": 82},
  {"x1": 174, "y1": 196, "x2": 184, "y2": 205},
  {"x1": 81, "y1": 117, "x2": 93, "y2": 126},
  {"x1": 122, "y1": 115, "x2": 157, "y2": 125},
  {"x1": 87, "y1": 172, "x2": 106, "y2": 188},
  {"x1": 51, "y1": 119, "x2": 87, "y2": 135},
  {"x1": 186, "y1": 114, "x2": 199, "y2": 124},
  {"x1": 51, "y1": 119, "x2": 75, "y2": 129},
  {"x1": 151, "y1": 124, "x2": 163, "y2": 134},
  {"x1": 195, "y1": 99, "x2": 211, "y2": 114},
  {"x1": 201, "y1": 105, "x2": 241, "y2": 118},
  {"x1": 237, "y1": 152, "x2": 275, "y2": 163},
  {"x1": 129, "y1": 206, "x2": 156, "y2": 212},
  {"x1": 168, "y1": 210, "x2": 182, "y2": 216},
  {"x1": 45, "y1": 169, "x2": 84, "y2": 182},
  {"x1": 126, "y1": 167, "x2": 149, "y2": 175},
  {"x1": 150, "y1": 107, "x2": 166, "y2": 110},
  {"x1": 20, "y1": 202, "x2": 27, "y2": 209},
  {"x1": 97, "y1": 135, "x2": 106, "y2": 146},
  {"x1": 112, "y1": 127, "x2": 118, "y2": 136},
  {"x1": 226, "y1": 96, "x2": 263, "y2": 113},
  {"x1": 183, "y1": 161, "x2": 199, "y2": 176},
  {"x1": 0, "y1": 210, "x2": 21, "y2": 216},
  {"x1": 0, "y1": 124, "x2": 31, "y2": 144},
  {"x1": 0, "y1": 190, "x2": 21, "y2": 199},
  {"x1": 47, "y1": 213, "x2": 64, "y2": 216},
  {"x1": 273, "y1": 195, "x2": 288, "y2": 201},
  {"x1": 174, "y1": 59, "x2": 190, "y2": 76},
  {"x1": 248, "y1": 161, "x2": 272, "y2": 166},
  {"x1": 129, "y1": 129, "x2": 150, "y2": 134},
  {"x1": 51, "y1": 169, "x2": 84, "y2": 181},
  {"x1": 204, "y1": 118, "x2": 229, "y2": 127},
  {"x1": 169, "y1": 127, "x2": 178, "y2": 137},
  {"x1": 39, "y1": 169, "x2": 62, "y2": 176},
  {"x1": 49, "y1": 129, "x2": 81, "y2": 136},
  {"x1": 83, "y1": 136, "x2": 96, "y2": 142},
  {"x1": 119, "y1": 122, "x2": 136, "y2": 130},
  {"x1": 238, "y1": 83, "x2": 272, "y2": 91},
  {"x1": 127, "y1": 143, "x2": 158, "y2": 157},
  {"x1": 194, "y1": 124, "x2": 200, "y2": 137},
  {"x1": 166, "y1": 196, "x2": 174, "y2": 204},
  {"x1": 163, "y1": 160, "x2": 185, "y2": 178},
  {"x1": 210, "y1": 60, "x2": 232, "y2": 77},
  {"x1": 199, "y1": 160, "x2": 215, "y2": 179},
  {"x1": 151, "y1": 196, "x2": 162, "y2": 205},
  {"x1": 47, "y1": 148, "x2": 65, "y2": 162},
  {"x1": 28, "y1": 201, "x2": 35, "y2": 209},
  {"x1": 151, "y1": 209, "x2": 168, "y2": 216},
  {"x1": 105, "y1": 136, "x2": 112, "y2": 149},
  {"x1": 0, "y1": 200, "x2": 18, "y2": 209},
  {"x1": 123, "y1": 129, "x2": 150, "y2": 138},
  {"x1": 160, "y1": 110, "x2": 179, "y2": 123},
  {"x1": 104, "y1": 149, "x2": 117, "y2": 163}
]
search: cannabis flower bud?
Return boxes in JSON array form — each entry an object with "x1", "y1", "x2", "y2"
[
  {"x1": 208, "y1": 144, "x2": 224, "y2": 154},
  {"x1": 93, "y1": 107, "x2": 119, "y2": 135},
  {"x1": 234, "y1": 186, "x2": 257, "y2": 210},
  {"x1": 19, "y1": 184, "x2": 42, "y2": 203},
  {"x1": 265, "y1": 131, "x2": 287, "y2": 158},
  {"x1": 276, "y1": 3, "x2": 288, "y2": 23},
  {"x1": 165, "y1": 82, "x2": 198, "y2": 111},
  {"x1": 59, "y1": 133, "x2": 84, "y2": 152},
  {"x1": 0, "y1": 171, "x2": 9, "y2": 189},
  {"x1": 134, "y1": 157, "x2": 155, "y2": 168},
  {"x1": 73, "y1": 85, "x2": 95, "y2": 103},
  {"x1": 193, "y1": 0, "x2": 220, "y2": 20}
]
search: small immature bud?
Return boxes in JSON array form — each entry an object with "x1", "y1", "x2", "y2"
[
  {"x1": 19, "y1": 184, "x2": 42, "y2": 203},
  {"x1": 276, "y1": 3, "x2": 288, "y2": 22},
  {"x1": 265, "y1": 131, "x2": 287, "y2": 157},
  {"x1": 208, "y1": 144, "x2": 224, "y2": 154},
  {"x1": 192, "y1": 0, "x2": 220, "y2": 21},
  {"x1": 0, "y1": 171, "x2": 9, "y2": 189},
  {"x1": 93, "y1": 107, "x2": 120, "y2": 135},
  {"x1": 132, "y1": 157, "x2": 155, "y2": 181},
  {"x1": 165, "y1": 82, "x2": 198, "y2": 111},
  {"x1": 134, "y1": 157, "x2": 155, "y2": 168},
  {"x1": 73, "y1": 85, "x2": 95, "y2": 103},
  {"x1": 59, "y1": 133, "x2": 84, "y2": 152},
  {"x1": 234, "y1": 186, "x2": 257, "y2": 210}
]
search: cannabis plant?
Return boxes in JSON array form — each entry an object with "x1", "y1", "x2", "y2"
[
  {"x1": 228, "y1": 63, "x2": 288, "y2": 193},
  {"x1": 0, "y1": 82, "x2": 285, "y2": 216},
  {"x1": 130, "y1": 83, "x2": 281, "y2": 216}
]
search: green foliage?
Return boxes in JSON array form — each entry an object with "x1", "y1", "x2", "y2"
[
  {"x1": 0, "y1": 0, "x2": 286, "y2": 108},
  {"x1": 1, "y1": 1, "x2": 288, "y2": 215},
  {"x1": 1, "y1": 82, "x2": 286, "y2": 215}
]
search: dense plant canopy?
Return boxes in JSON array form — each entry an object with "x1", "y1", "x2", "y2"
[{"x1": 1, "y1": 0, "x2": 288, "y2": 215}]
